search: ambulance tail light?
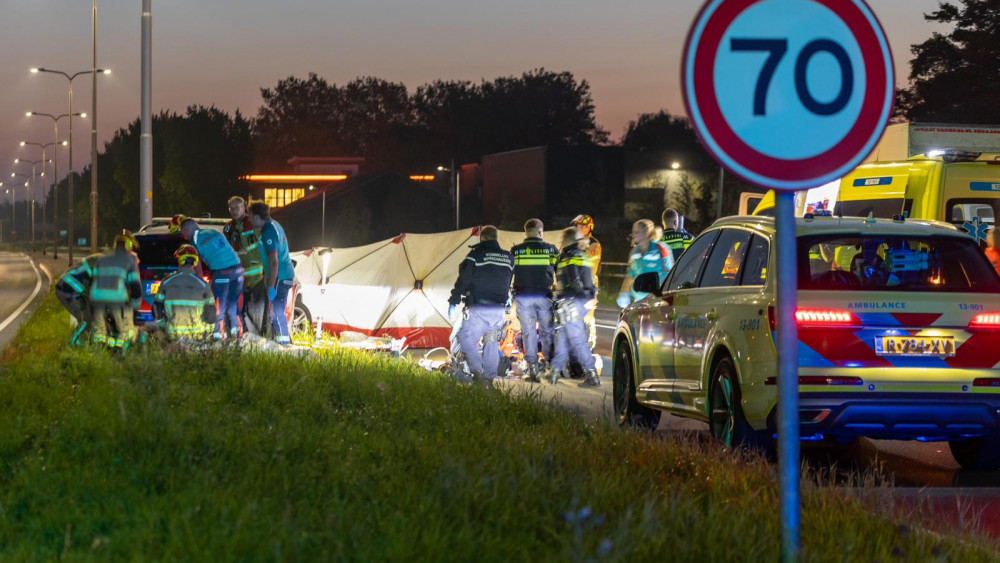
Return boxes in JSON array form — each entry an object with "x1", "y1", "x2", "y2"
[
  {"x1": 973, "y1": 378, "x2": 1000, "y2": 387},
  {"x1": 968, "y1": 313, "x2": 1000, "y2": 332},
  {"x1": 794, "y1": 308, "x2": 860, "y2": 327}
]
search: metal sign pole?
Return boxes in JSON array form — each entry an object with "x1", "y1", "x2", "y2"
[{"x1": 775, "y1": 190, "x2": 800, "y2": 561}]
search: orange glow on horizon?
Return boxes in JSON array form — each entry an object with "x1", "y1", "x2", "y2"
[
  {"x1": 409, "y1": 175, "x2": 436, "y2": 181},
  {"x1": 242, "y1": 174, "x2": 348, "y2": 182}
]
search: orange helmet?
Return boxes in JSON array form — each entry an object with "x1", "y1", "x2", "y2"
[
  {"x1": 174, "y1": 244, "x2": 200, "y2": 267},
  {"x1": 571, "y1": 214, "x2": 595, "y2": 233},
  {"x1": 113, "y1": 229, "x2": 138, "y2": 252},
  {"x1": 168, "y1": 214, "x2": 190, "y2": 234}
]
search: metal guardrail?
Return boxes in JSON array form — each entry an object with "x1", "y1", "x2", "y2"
[{"x1": 600, "y1": 261, "x2": 627, "y2": 279}]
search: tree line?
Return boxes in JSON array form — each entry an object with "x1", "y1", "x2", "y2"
[{"x1": 50, "y1": 0, "x2": 995, "y2": 245}]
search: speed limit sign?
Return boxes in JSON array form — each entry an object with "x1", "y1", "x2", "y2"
[{"x1": 682, "y1": 0, "x2": 894, "y2": 191}]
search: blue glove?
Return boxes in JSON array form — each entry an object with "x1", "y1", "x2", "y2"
[
  {"x1": 616, "y1": 293, "x2": 631, "y2": 309},
  {"x1": 448, "y1": 303, "x2": 458, "y2": 320},
  {"x1": 268, "y1": 286, "x2": 277, "y2": 301}
]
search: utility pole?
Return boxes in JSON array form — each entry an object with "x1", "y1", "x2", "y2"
[
  {"x1": 140, "y1": 0, "x2": 153, "y2": 226},
  {"x1": 91, "y1": 0, "x2": 99, "y2": 251}
]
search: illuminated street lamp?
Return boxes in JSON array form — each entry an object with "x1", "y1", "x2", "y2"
[
  {"x1": 31, "y1": 66, "x2": 109, "y2": 264},
  {"x1": 20, "y1": 140, "x2": 67, "y2": 255},
  {"x1": 14, "y1": 157, "x2": 53, "y2": 252},
  {"x1": 671, "y1": 161, "x2": 681, "y2": 170},
  {"x1": 27, "y1": 110, "x2": 86, "y2": 260}
]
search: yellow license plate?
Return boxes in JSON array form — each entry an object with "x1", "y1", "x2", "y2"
[
  {"x1": 149, "y1": 282, "x2": 161, "y2": 295},
  {"x1": 874, "y1": 336, "x2": 955, "y2": 357}
]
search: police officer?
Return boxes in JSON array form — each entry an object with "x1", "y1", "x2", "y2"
[
  {"x1": 89, "y1": 232, "x2": 143, "y2": 351},
  {"x1": 248, "y1": 201, "x2": 297, "y2": 345},
  {"x1": 154, "y1": 244, "x2": 217, "y2": 341},
  {"x1": 224, "y1": 196, "x2": 267, "y2": 336},
  {"x1": 448, "y1": 225, "x2": 514, "y2": 387},
  {"x1": 661, "y1": 208, "x2": 694, "y2": 262},
  {"x1": 55, "y1": 252, "x2": 104, "y2": 345},
  {"x1": 511, "y1": 218, "x2": 559, "y2": 382},
  {"x1": 173, "y1": 214, "x2": 245, "y2": 340},
  {"x1": 617, "y1": 219, "x2": 674, "y2": 308},
  {"x1": 547, "y1": 227, "x2": 599, "y2": 387},
  {"x1": 571, "y1": 214, "x2": 601, "y2": 350}
]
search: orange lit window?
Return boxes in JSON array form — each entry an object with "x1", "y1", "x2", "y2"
[{"x1": 264, "y1": 188, "x2": 306, "y2": 208}]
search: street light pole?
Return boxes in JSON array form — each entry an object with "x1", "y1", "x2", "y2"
[
  {"x1": 32, "y1": 68, "x2": 108, "y2": 265},
  {"x1": 7, "y1": 175, "x2": 31, "y2": 251},
  {"x1": 28, "y1": 112, "x2": 83, "y2": 260},
  {"x1": 140, "y1": 0, "x2": 154, "y2": 226},
  {"x1": 91, "y1": 0, "x2": 100, "y2": 252},
  {"x1": 20, "y1": 141, "x2": 63, "y2": 255},
  {"x1": 14, "y1": 158, "x2": 50, "y2": 252}
]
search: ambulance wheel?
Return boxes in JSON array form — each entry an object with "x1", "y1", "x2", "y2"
[
  {"x1": 709, "y1": 356, "x2": 773, "y2": 454},
  {"x1": 613, "y1": 344, "x2": 660, "y2": 429},
  {"x1": 949, "y1": 435, "x2": 1000, "y2": 471},
  {"x1": 291, "y1": 299, "x2": 314, "y2": 344}
]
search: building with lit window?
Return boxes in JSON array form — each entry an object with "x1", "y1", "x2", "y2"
[{"x1": 241, "y1": 156, "x2": 365, "y2": 208}]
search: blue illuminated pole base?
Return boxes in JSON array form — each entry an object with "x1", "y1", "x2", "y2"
[{"x1": 775, "y1": 191, "x2": 801, "y2": 562}]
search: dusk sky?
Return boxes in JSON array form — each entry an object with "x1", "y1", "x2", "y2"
[{"x1": 1, "y1": 0, "x2": 947, "y2": 201}]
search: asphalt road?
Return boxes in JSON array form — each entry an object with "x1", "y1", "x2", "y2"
[
  {"x1": 553, "y1": 304, "x2": 1000, "y2": 539},
  {"x1": 0, "y1": 252, "x2": 48, "y2": 351}
]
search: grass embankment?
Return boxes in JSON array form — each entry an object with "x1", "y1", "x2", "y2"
[{"x1": 0, "y1": 294, "x2": 994, "y2": 560}]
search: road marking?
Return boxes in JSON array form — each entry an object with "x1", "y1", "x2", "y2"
[{"x1": 0, "y1": 253, "x2": 44, "y2": 334}]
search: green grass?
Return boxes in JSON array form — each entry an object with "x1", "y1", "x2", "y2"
[{"x1": 0, "y1": 294, "x2": 995, "y2": 560}]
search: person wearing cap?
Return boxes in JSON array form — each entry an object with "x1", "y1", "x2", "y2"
[
  {"x1": 224, "y1": 196, "x2": 268, "y2": 336},
  {"x1": 510, "y1": 218, "x2": 559, "y2": 382},
  {"x1": 571, "y1": 214, "x2": 601, "y2": 350},
  {"x1": 173, "y1": 214, "x2": 245, "y2": 340},
  {"x1": 153, "y1": 244, "x2": 217, "y2": 341},
  {"x1": 89, "y1": 231, "x2": 143, "y2": 351},
  {"x1": 247, "y1": 202, "x2": 296, "y2": 345},
  {"x1": 660, "y1": 208, "x2": 694, "y2": 262}
]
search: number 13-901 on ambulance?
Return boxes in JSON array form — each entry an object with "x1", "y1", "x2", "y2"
[{"x1": 612, "y1": 215, "x2": 1000, "y2": 470}]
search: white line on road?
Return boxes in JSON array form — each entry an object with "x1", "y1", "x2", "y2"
[{"x1": 0, "y1": 253, "x2": 44, "y2": 334}]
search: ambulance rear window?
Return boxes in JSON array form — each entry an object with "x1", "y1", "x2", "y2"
[
  {"x1": 833, "y1": 198, "x2": 905, "y2": 219},
  {"x1": 798, "y1": 234, "x2": 1000, "y2": 292}
]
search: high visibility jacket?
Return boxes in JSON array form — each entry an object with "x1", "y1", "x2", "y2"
[
  {"x1": 556, "y1": 245, "x2": 595, "y2": 300},
  {"x1": 582, "y1": 235, "x2": 602, "y2": 287},
  {"x1": 58, "y1": 253, "x2": 103, "y2": 297},
  {"x1": 511, "y1": 236, "x2": 559, "y2": 296},
  {"x1": 449, "y1": 239, "x2": 514, "y2": 306},
  {"x1": 660, "y1": 229, "x2": 694, "y2": 262},
  {"x1": 89, "y1": 249, "x2": 142, "y2": 308},
  {"x1": 224, "y1": 216, "x2": 264, "y2": 287},
  {"x1": 154, "y1": 269, "x2": 217, "y2": 339}
]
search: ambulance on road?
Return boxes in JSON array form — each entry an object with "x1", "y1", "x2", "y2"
[{"x1": 612, "y1": 215, "x2": 1000, "y2": 470}]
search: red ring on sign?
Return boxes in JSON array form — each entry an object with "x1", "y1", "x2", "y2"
[{"x1": 684, "y1": 0, "x2": 892, "y2": 185}]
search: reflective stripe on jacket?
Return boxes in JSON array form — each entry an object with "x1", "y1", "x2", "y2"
[
  {"x1": 154, "y1": 269, "x2": 216, "y2": 338},
  {"x1": 89, "y1": 250, "x2": 142, "y2": 307},
  {"x1": 556, "y1": 245, "x2": 595, "y2": 300},
  {"x1": 224, "y1": 216, "x2": 264, "y2": 285},
  {"x1": 511, "y1": 237, "x2": 559, "y2": 296}
]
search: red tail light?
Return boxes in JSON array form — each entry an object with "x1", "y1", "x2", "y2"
[
  {"x1": 795, "y1": 308, "x2": 859, "y2": 327},
  {"x1": 968, "y1": 313, "x2": 1000, "y2": 331},
  {"x1": 973, "y1": 378, "x2": 1000, "y2": 387}
]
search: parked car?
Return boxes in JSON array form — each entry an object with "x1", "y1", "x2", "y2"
[
  {"x1": 135, "y1": 217, "x2": 302, "y2": 336},
  {"x1": 612, "y1": 215, "x2": 1000, "y2": 470}
]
